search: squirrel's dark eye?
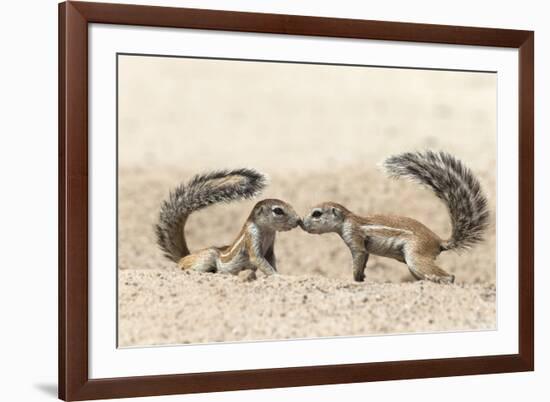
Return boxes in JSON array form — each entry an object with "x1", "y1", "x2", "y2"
[
  {"x1": 312, "y1": 210, "x2": 323, "y2": 218},
  {"x1": 272, "y1": 207, "x2": 285, "y2": 216}
]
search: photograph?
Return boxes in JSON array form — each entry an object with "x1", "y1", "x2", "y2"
[
  {"x1": 117, "y1": 54, "x2": 497, "y2": 347},
  {"x1": 2, "y1": 0, "x2": 544, "y2": 400}
]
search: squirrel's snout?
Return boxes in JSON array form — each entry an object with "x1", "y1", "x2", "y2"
[
  {"x1": 299, "y1": 218, "x2": 312, "y2": 232},
  {"x1": 296, "y1": 218, "x2": 304, "y2": 228}
]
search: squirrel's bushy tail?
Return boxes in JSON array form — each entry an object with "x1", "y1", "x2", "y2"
[
  {"x1": 383, "y1": 150, "x2": 489, "y2": 251},
  {"x1": 155, "y1": 168, "x2": 266, "y2": 262}
]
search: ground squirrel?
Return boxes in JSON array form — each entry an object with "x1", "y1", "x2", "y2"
[
  {"x1": 155, "y1": 169, "x2": 301, "y2": 276},
  {"x1": 302, "y1": 151, "x2": 489, "y2": 283}
]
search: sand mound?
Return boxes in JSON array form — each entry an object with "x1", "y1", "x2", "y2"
[{"x1": 118, "y1": 269, "x2": 496, "y2": 347}]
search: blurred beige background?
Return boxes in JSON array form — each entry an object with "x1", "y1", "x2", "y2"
[
  {"x1": 119, "y1": 55, "x2": 496, "y2": 173},
  {"x1": 117, "y1": 55, "x2": 496, "y2": 346}
]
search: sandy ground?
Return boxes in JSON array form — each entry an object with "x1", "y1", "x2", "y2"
[
  {"x1": 117, "y1": 56, "x2": 497, "y2": 347},
  {"x1": 119, "y1": 270, "x2": 495, "y2": 346}
]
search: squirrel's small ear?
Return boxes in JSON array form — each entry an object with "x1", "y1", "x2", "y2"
[{"x1": 331, "y1": 207, "x2": 343, "y2": 218}]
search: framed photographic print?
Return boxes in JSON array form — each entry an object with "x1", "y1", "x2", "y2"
[{"x1": 59, "y1": 1, "x2": 534, "y2": 400}]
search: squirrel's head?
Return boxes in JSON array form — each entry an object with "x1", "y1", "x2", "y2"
[
  {"x1": 302, "y1": 202, "x2": 349, "y2": 234},
  {"x1": 251, "y1": 199, "x2": 302, "y2": 232}
]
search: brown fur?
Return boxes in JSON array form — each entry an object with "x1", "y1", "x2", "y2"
[
  {"x1": 178, "y1": 199, "x2": 300, "y2": 276},
  {"x1": 155, "y1": 168, "x2": 267, "y2": 263},
  {"x1": 302, "y1": 202, "x2": 455, "y2": 283}
]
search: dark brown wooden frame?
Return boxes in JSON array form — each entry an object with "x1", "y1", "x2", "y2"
[{"x1": 59, "y1": 1, "x2": 534, "y2": 400}]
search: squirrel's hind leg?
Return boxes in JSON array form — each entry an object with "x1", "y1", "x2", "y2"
[
  {"x1": 404, "y1": 250, "x2": 455, "y2": 284},
  {"x1": 178, "y1": 248, "x2": 218, "y2": 273}
]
